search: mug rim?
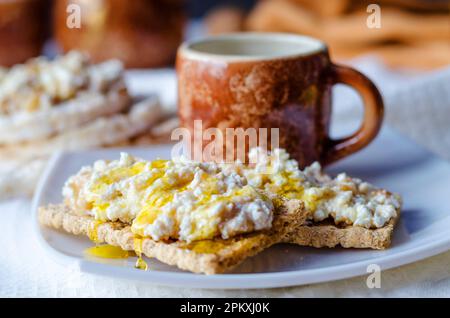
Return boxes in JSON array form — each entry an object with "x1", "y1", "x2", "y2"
[{"x1": 178, "y1": 32, "x2": 327, "y2": 62}]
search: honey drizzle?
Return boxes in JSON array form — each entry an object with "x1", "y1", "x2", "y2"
[
  {"x1": 85, "y1": 245, "x2": 129, "y2": 259},
  {"x1": 86, "y1": 221, "x2": 149, "y2": 271},
  {"x1": 133, "y1": 237, "x2": 148, "y2": 271},
  {"x1": 88, "y1": 220, "x2": 102, "y2": 244}
]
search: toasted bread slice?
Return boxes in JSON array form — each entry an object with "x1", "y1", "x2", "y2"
[
  {"x1": 39, "y1": 198, "x2": 309, "y2": 275},
  {"x1": 284, "y1": 212, "x2": 400, "y2": 250}
]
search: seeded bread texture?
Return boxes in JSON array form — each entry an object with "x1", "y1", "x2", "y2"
[
  {"x1": 284, "y1": 212, "x2": 400, "y2": 250},
  {"x1": 38, "y1": 198, "x2": 309, "y2": 275}
]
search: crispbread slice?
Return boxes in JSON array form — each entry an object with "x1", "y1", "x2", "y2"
[
  {"x1": 284, "y1": 212, "x2": 400, "y2": 250},
  {"x1": 0, "y1": 82, "x2": 131, "y2": 145},
  {"x1": 39, "y1": 198, "x2": 309, "y2": 274},
  {"x1": 0, "y1": 96, "x2": 163, "y2": 162},
  {"x1": 0, "y1": 97, "x2": 164, "y2": 200}
]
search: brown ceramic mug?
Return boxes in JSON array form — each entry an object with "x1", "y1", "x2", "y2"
[{"x1": 177, "y1": 33, "x2": 384, "y2": 167}]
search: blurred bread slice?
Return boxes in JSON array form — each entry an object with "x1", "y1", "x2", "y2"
[
  {"x1": 332, "y1": 41, "x2": 450, "y2": 69},
  {"x1": 0, "y1": 82, "x2": 131, "y2": 145},
  {"x1": 246, "y1": 0, "x2": 450, "y2": 69},
  {"x1": 247, "y1": 1, "x2": 449, "y2": 46},
  {"x1": 287, "y1": 0, "x2": 351, "y2": 17},
  {"x1": 323, "y1": 8, "x2": 450, "y2": 47},
  {"x1": 205, "y1": 6, "x2": 246, "y2": 35},
  {"x1": 0, "y1": 97, "x2": 164, "y2": 200},
  {"x1": 0, "y1": 96, "x2": 163, "y2": 162},
  {"x1": 246, "y1": 0, "x2": 320, "y2": 36},
  {"x1": 350, "y1": 0, "x2": 450, "y2": 12}
]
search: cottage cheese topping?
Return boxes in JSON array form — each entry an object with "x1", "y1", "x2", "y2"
[
  {"x1": 243, "y1": 148, "x2": 401, "y2": 229},
  {"x1": 63, "y1": 153, "x2": 273, "y2": 242},
  {"x1": 62, "y1": 148, "x2": 400, "y2": 243},
  {"x1": 0, "y1": 51, "x2": 123, "y2": 115}
]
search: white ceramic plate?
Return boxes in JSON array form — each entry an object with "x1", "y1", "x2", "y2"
[{"x1": 32, "y1": 126, "x2": 450, "y2": 289}]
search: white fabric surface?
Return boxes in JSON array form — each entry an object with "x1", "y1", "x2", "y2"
[{"x1": 1, "y1": 58, "x2": 450, "y2": 297}]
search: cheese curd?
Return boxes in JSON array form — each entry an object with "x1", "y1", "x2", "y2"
[
  {"x1": 0, "y1": 51, "x2": 123, "y2": 115},
  {"x1": 63, "y1": 153, "x2": 273, "y2": 242},
  {"x1": 243, "y1": 148, "x2": 401, "y2": 229},
  {"x1": 62, "y1": 148, "x2": 401, "y2": 243}
]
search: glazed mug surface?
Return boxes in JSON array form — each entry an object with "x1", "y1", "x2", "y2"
[{"x1": 177, "y1": 33, "x2": 384, "y2": 167}]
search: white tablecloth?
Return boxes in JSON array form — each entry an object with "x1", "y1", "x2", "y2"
[{"x1": 1, "y1": 58, "x2": 450, "y2": 297}]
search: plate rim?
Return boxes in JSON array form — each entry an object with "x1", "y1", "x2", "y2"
[{"x1": 32, "y1": 147, "x2": 450, "y2": 290}]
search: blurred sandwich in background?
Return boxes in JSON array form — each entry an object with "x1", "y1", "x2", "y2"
[{"x1": 0, "y1": 51, "x2": 177, "y2": 199}]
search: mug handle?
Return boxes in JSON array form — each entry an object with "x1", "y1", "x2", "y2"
[{"x1": 323, "y1": 64, "x2": 384, "y2": 164}]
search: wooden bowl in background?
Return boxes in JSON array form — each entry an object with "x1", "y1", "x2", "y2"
[{"x1": 53, "y1": 0, "x2": 186, "y2": 68}]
